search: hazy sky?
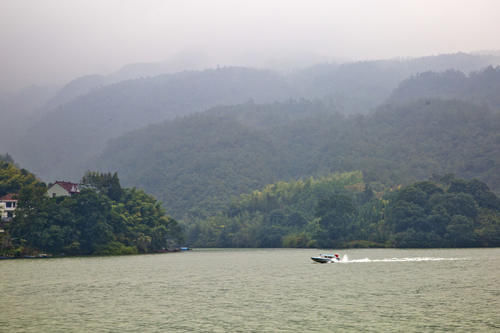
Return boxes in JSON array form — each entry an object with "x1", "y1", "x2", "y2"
[{"x1": 1, "y1": 0, "x2": 499, "y2": 92}]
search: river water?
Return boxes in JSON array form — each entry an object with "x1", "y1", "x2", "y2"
[{"x1": 1, "y1": 248, "x2": 499, "y2": 332}]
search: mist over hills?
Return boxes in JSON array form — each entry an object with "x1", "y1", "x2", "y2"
[
  {"x1": 389, "y1": 66, "x2": 500, "y2": 110},
  {"x1": 0, "y1": 52, "x2": 213, "y2": 155},
  {"x1": 94, "y1": 98, "x2": 500, "y2": 220},
  {"x1": 0, "y1": 85, "x2": 57, "y2": 152},
  {"x1": 44, "y1": 51, "x2": 214, "y2": 110},
  {"x1": 2, "y1": 52, "x2": 500, "y2": 200},
  {"x1": 13, "y1": 67, "x2": 295, "y2": 180},
  {"x1": 44, "y1": 51, "x2": 500, "y2": 114},
  {"x1": 291, "y1": 52, "x2": 500, "y2": 113}
]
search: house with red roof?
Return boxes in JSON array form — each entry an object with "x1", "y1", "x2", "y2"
[
  {"x1": 46, "y1": 181, "x2": 80, "y2": 198},
  {"x1": 0, "y1": 193, "x2": 18, "y2": 220}
]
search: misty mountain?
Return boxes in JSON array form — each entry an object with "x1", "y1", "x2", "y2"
[
  {"x1": 44, "y1": 51, "x2": 213, "y2": 110},
  {"x1": 294, "y1": 52, "x2": 500, "y2": 113},
  {"x1": 108, "y1": 50, "x2": 211, "y2": 82},
  {"x1": 0, "y1": 85, "x2": 57, "y2": 151},
  {"x1": 41, "y1": 52, "x2": 500, "y2": 116},
  {"x1": 388, "y1": 66, "x2": 500, "y2": 111},
  {"x1": 93, "y1": 99, "x2": 500, "y2": 220},
  {"x1": 44, "y1": 74, "x2": 107, "y2": 110},
  {"x1": 7, "y1": 52, "x2": 500, "y2": 183},
  {"x1": 13, "y1": 67, "x2": 295, "y2": 180}
]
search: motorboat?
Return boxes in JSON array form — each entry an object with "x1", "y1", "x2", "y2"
[{"x1": 311, "y1": 253, "x2": 341, "y2": 263}]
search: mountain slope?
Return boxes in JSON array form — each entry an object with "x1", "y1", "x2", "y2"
[
  {"x1": 293, "y1": 52, "x2": 500, "y2": 113},
  {"x1": 388, "y1": 66, "x2": 500, "y2": 110},
  {"x1": 14, "y1": 67, "x2": 295, "y2": 180},
  {"x1": 94, "y1": 99, "x2": 500, "y2": 219},
  {"x1": 9, "y1": 52, "x2": 500, "y2": 182}
]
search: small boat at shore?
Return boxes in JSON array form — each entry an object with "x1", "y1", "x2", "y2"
[{"x1": 311, "y1": 253, "x2": 341, "y2": 263}]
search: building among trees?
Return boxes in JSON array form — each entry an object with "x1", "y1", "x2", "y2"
[
  {"x1": 46, "y1": 181, "x2": 80, "y2": 198},
  {"x1": 0, "y1": 193, "x2": 18, "y2": 220}
]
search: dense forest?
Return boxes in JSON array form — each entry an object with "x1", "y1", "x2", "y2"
[
  {"x1": 13, "y1": 67, "x2": 295, "y2": 181},
  {"x1": 389, "y1": 66, "x2": 500, "y2": 110},
  {"x1": 0, "y1": 155, "x2": 39, "y2": 195},
  {"x1": 7, "y1": 53, "x2": 500, "y2": 181},
  {"x1": 0, "y1": 161, "x2": 182, "y2": 257},
  {"x1": 95, "y1": 97, "x2": 500, "y2": 220},
  {"x1": 184, "y1": 172, "x2": 500, "y2": 248},
  {"x1": 2, "y1": 53, "x2": 500, "y2": 251}
]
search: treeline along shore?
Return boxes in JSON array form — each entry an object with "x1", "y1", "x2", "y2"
[
  {"x1": 2, "y1": 57, "x2": 500, "y2": 255},
  {"x1": 2, "y1": 154, "x2": 499, "y2": 256},
  {"x1": 184, "y1": 171, "x2": 500, "y2": 248},
  {"x1": 0, "y1": 157, "x2": 183, "y2": 257}
]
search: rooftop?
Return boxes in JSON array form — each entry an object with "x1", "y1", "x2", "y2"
[
  {"x1": 0, "y1": 193, "x2": 18, "y2": 201},
  {"x1": 53, "y1": 181, "x2": 80, "y2": 194}
]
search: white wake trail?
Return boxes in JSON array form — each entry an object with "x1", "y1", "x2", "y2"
[{"x1": 340, "y1": 257, "x2": 465, "y2": 263}]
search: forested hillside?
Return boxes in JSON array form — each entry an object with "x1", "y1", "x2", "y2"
[
  {"x1": 45, "y1": 52, "x2": 211, "y2": 109},
  {"x1": 2, "y1": 54, "x2": 500, "y2": 250},
  {"x1": 95, "y1": 98, "x2": 500, "y2": 220},
  {"x1": 185, "y1": 172, "x2": 500, "y2": 248},
  {"x1": 8, "y1": 53, "x2": 500, "y2": 182},
  {"x1": 389, "y1": 66, "x2": 500, "y2": 110},
  {"x1": 14, "y1": 67, "x2": 295, "y2": 180},
  {"x1": 0, "y1": 160, "x2": 183, "y2": 257},
  {"x1": 292, "y1": 53, "x2": 500, "y2": 113}
]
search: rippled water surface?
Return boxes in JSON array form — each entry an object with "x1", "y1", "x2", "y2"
[{"x1": 1, "y1": 248, "x2": 499, "y2": 332}]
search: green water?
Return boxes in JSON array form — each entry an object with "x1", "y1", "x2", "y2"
[{"x1": 1, "y1": 248, "x2": 499, "y2": 332}]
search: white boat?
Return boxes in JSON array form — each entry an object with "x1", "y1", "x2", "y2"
[{"x1": 311, "y1": 253, "x2": 341, "y2": 263}]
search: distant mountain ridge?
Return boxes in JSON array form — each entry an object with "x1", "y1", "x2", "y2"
[
  {"x1": 0, "y1": 52, "x2": 212, "y2": 155},
  {"x1": 13, "y1": 67, "x2": 295, "y2": 180},
  {"x1": 292, "y1": 52, "x2": 500, "y2": 113},
  {"x1": 5, "y1": 52, "x2": 500, "y2": 183},
  {"x1": 45, "y1": 52, "x2": 212, "y2": 110},
  {"x1": 388, "y1": 66, "x2": 500, "y2": 111}
]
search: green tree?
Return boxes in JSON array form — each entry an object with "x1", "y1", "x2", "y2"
[
  {"x1": 7, "y1": 170, "x2": 182, "y2": 256},
  {"x1": 81, "y1": 171, "x2": 123, "y2": 201},
  {"x1": 445, "y1": 215, "x2": 476, "y2": 247},
  {"x1": 315, "y1": 193, "x2": 357, "y2": 246}
]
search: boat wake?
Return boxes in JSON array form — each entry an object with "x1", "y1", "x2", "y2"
[{"x1": 339, "y1": 255, "x2": 465, "y2": 263}]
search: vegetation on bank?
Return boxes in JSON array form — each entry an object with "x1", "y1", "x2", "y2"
[
  {"x1": 0, "y1": 163, "x2": 182, "y2": 257},
  {"x1": 3, "y1": 67, "x2": 500, "y2": 252},
  {"x1": 384, "y1": 176, "x2": 500, "y2": 247},
  {"x1": 1, "y1": 158, "x2": 499, "y2": 253},
  {"x1": 184, "y1": 172, "x2": 500, "y2": 248},
  {"x1": 97, "y1": 96, "x2": 500, "y2": 220},
  {"x1": 0, "y1": 155, "x2": 39, "y2": 194}
]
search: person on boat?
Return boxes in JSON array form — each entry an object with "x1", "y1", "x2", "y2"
[{"x1": 334, "y1": 254, "x2": 340, "y2": 261}]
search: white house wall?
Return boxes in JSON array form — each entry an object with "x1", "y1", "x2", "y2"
[
  {"x1": 0, "y1": 202, "x2": 16, "y2": 219},
  {"x1": 0, "y1": 202, "x2": 6, "y2": 219},
  {"x1": 46, "y1": 184, "x2": 70, "y2": 197}
]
